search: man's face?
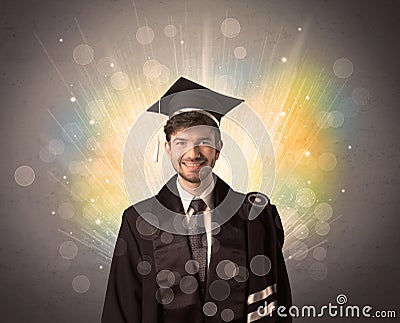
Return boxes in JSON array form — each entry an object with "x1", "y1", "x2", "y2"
[{"x1": 165, "y1": 125, "x2": 223, "y2": 188}]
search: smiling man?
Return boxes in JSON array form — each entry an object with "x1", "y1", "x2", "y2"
[{"x1": 102, "y1": 77, "x2": 292, "y2": 323}]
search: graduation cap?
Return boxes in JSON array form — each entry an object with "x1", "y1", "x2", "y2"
[
  {"x1": 148, "y1": 77, "x2": 244, "y2": 162},
  {"x1": 147, "y1": 77, "x2": 244, "y2": 125}
]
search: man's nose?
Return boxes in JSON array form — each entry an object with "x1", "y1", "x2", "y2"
[{"x1": 184, "y1": 144, "x2": 201, "y2": 158}]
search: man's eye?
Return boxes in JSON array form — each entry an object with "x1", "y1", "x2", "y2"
[
  {"x1": 175, "y1": 141, "x2": 186, "y2": 146},
  {"x1": 199, "y1": 141, "x2": 211, "y2": 145}
]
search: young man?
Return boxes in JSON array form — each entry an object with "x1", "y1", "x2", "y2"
[{"x1": 102, "y1": 78, "x2": 292, "y2": 322}]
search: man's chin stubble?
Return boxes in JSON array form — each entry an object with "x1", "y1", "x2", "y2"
[{"x1": 178, "y1": 171, "x2": 201, "y2": 184}]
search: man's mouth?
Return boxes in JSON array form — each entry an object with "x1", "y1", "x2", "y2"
[{"x1": 181, "y1": 160, "x2": 206, "y2": 170}]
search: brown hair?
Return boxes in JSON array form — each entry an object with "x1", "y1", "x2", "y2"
[{"x1": 164, "y1": 111, "x2": 221, "y2": 143}]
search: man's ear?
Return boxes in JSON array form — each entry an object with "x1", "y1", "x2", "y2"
[
  {"x1": 218, "y1": 139, "x2": 223, "y2": 150},
  {"x1": 215, "y1": 140, "x2": 223, "y2": 159},
  {"x1": 164, "y1": 141, "x2": 171, "y2": 157}
]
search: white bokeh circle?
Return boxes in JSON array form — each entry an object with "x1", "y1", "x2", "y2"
[
  {"x1": 234, "y1": 46, "x2": 247, "y2": 59},
  {"x1": 180, "y1": 275, "x2": 198, "y2": 294},
  {"x1": 136, "y1": 26, "x2": 155, "y2": 45},
  {"x1": 352, "y1": 87, "x2": 370, "y2": 105},
  {"x1": 313, "y1": 246, "x2": 327, "y2": 261},
  {"x1": 333, "y1": 58, "x2": 353, "y2": 78},
  {"x1": 73, "y1": 44, "x2": 94, "y2": 65},
  {"x1": 314, "y1": 202, "x2": 333, "y2": 221},
  {"x1": 111, "y1": 72, "x2": 129, "y2": 90},
  {"x1": 155, "y1": 287, "x2": 174, "y2": 304},
  {"x1": 318, "y1": 152, "x2": 337, "y2": 172},
  {"x1": 315, "y1": 221, "x2": 330, "y2": 236},
  {"x1": 72, "y1": 275, "x2": 90, "y2": 293},
  {"x1": 288, "y1": 240, "x2": 308, "y2": 260},
  {"x1": 143, "y1": 60, "x2": 161, "y2": 78},
  {"x1": 86, "y1": 100, "x2": 106, "y2": 121},
  {"x1": 49, "y1": 138, "x2": 65, "y2": 155},
  {"x1": 203, "y1": 302, "x2": 218, "y2": 316},
  {"x1": 164, "y1": 25, "x2": 178, "y2": 38},
  {"x1": 59, "y1": 241, "x2": 78, "y2": 260},
  {"x1": 221, "y1": 18, "x2": 241, "y2": 38},
  {"x1": 137, "y1": 260, "x2": 152, "y2": 275},
  {"x1": 14, "y1": 165, "x2": 35, "y2": 187},
  {"x1": 209, "y1": 279, "x2": 230, "y2": 301},
  {"x1": 39, "y1": 145, "x2": 57, "y2": 163},
  {"x1": 250, "y1": 255, "x2": 271, "y2": 276},
  {"x1": 58, "y1": 202, "x2": 75, "y2": 219},
  {"x1": 221, "y1": 308, "x2": 235, "y2": 322},
  {"x1": 327, "y1": 111, "x2": 345, "y2": 128}
]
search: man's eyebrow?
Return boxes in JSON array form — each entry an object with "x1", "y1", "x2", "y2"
[{"x1": 172, "y1": 137, "x2": 188, "y2": 142}]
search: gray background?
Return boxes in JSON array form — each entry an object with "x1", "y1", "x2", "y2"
[{"x1": 1, "y1": 0, "x2": 400, "y2": 322}]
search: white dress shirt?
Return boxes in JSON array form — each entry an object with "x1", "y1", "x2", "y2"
[{"x1": 176, "y1": 177, "x2": 214, "y2": 269}]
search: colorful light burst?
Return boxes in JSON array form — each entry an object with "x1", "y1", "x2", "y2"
[{"x1": 31, "y1": 14, "x2": 367, "y2": 282}]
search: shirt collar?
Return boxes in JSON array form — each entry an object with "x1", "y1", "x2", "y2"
[{"x1": 176, "y1": 176, "x2": 215, "y2": 213}]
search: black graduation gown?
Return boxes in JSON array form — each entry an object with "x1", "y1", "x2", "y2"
[{"x1": 102, "y1": 174, "x2": 292, "y2": 323}]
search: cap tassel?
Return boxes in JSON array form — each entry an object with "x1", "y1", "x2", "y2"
[
  {"x1": 152, "y1": 100, "x2": 162, "y2": 163},
  {"x1": 152, "y1": 133, "x2": 160, "y2": 163}
]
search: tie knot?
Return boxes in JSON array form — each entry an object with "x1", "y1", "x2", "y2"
[{"x1": 189, "y1": 198, "x2": 207, "y2": 214}]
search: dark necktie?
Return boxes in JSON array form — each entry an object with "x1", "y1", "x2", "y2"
[{"x1": 187, "y1": 198, "x2": 208, "y2": 289}]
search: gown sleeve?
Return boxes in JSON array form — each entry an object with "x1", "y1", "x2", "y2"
[
  {"x1": 270, "y1": 204, "x2": 292, "y2": 322},
  {"x1": 102, "y1": 209, "x2": 142, "y2": 323}
]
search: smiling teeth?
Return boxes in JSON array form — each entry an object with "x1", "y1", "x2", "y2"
[{"x1": 185, "y1": 162, "x2": 202, "y2": 166}]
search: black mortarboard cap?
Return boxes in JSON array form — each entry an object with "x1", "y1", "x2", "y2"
[{"x1": 147, "y1": 77, "x2": 244, "y2": 124}]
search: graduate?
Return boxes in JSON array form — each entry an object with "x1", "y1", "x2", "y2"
[{"x1": 102, "y1": 77, "x2": 292, "y2": 323}]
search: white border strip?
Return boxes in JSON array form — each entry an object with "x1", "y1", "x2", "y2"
[
  {"x1": 247, "y1": 300, "x2": 277, "y2": 323},
  {"x1": 247, "y1": 283, "x2": 277, "y2": 305}
]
